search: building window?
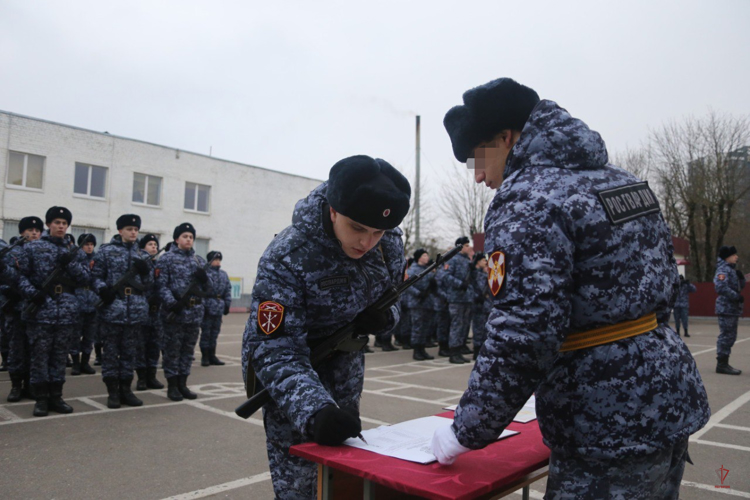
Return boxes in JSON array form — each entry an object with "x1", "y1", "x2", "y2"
[
  {"x1": 74, "y1": 162, "x2": 108, "y2": 199},
  {"x1": 7, "y1": 151, "x2": 44, "y2": 190},
  {"x1": 184, "y1": 182, "x2": 210, "y2": 213},
  {"x1": 132, "y1": 173, "x2": 162, "y2": 206},
  {"x1": 194, "y1": 237, "x2": 210, "y2": 259}
]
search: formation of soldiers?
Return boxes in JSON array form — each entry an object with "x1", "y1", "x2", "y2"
[{"x1": 0, "y1": 207, "x2": 232, "y2": 416}]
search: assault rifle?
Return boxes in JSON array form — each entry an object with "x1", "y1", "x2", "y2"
[
  {"x1": 234, "y1": 244, "x2": 463, "y2": 419},
  {"x1": 23, "y1": 238, "x2": 87, "y2": 317},
  {"x1": 165, "y1": 254, "x2": 221, "y2": 322},
  {"x1": 0, "y1": 236, "x2": 27, "y2": 261},
  {"x1": 95, "y1": 247, "x2": 166, "y2": 309}
]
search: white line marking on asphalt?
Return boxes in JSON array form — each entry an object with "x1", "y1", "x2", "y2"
[
  {"x1": 361, "y1": 416, "x2": 391, "y2": 426},
  {"x1": 715, "y1": 423, "x2": 750, "y2": 432},
  {"x1": 690, "y1": 389, "x2": 750, "y2": 441},
  {"x1": 681, "y1": 480, "x2": 750, "y2": 498},
  {"x1": 78, "y1": 396, "x2": 109, "y2": 411},
  {"x1": 0, "y1": 405, "x2": 22, "y2": 422},
  {"x1": 362, "y1": 389, "x2": 453, "y2": 407},
  {"x1": 160, "y1": 471, "x2": 272, "y2": 500},
  {"x1": 691, "y1": 337, "x2": 750, "y2": 356},
  {"x1": 183, "y1": 400, "x2": 264, "y2": 427},
  {"x1": 692, "y1": 440, "x2": 750, "y2": 453}
]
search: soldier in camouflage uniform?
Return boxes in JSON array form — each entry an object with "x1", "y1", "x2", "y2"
[
  {"x1": 404, "y1": 248, "x2": 436, "y2": 360},
  {"x1": 434, "y1": 260, "x2": 452, "y2": 357},
  {"x1": 135, "y1": 233, "x2": 165, "y2": 391},
  {"x1": 432, "y1": 78, "x2": 710, "y2": 499},
  {"x1": 438, "y1": 236, "x2": 474, "y2": 364},
  {"x1": 17, "y1": 207, "x2": 91, "y2": 417},
  {"x1": 242, "y1": 156, "x2": 409, "y2": 500},
  {"x1": 93, "y1": 215, "x2": 153, "y2": 408},
  {"x1": 4, "y1": 217, "x2": 43, "y2": 402},
  {"x1": 673, "y1": 275, "x2": 696, "y2": 338},
  {"x1": 199, "y1": 250, "x2": 232, "y2": 367},
  {"x1": 70, "y1": 233, "x2": 98, "y2": 376},
  {"x1": 714, "y1": 245, "x2": 745, "y2": 375},
  {"x1": 156, "y1": 223, "x2": 214, "y2": 401},
  {"x1": 470, "y1": 253, "x2": 491, "y2": 360}
]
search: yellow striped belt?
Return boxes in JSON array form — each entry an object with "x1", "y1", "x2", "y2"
[{"x1": 559, "y1": 313, "x2": 658, "y2": 352}]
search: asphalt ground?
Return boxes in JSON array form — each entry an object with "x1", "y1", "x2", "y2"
[{"x1": 0, "y1": 315, "x2": 748, "y2": 499}]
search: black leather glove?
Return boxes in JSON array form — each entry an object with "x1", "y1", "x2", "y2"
[
  {"x1": 31, "y1": 291, "x2": 47, "y2": 306},
  {"x1": 354, "y1": 305, "x2": 390, "y2": 335},
  {"x1": 133, "y1": 258, "x2": 150, "y2": 276},
  {"x1": 169, "y1": 302, "x2": 183, "y2": 313},
  {"x1": 312, "y1": 405, "x2": 362, "y2": 446},
  {"x1": 59, "y1": 251, "x2": 76, "y2": 266},
  {"x1": 458, "y1": 280, "x2": 469, "y2": 291},
  {"x1": 148, "y1": 295, "x2": 160, "y2": 306},
  {"x1": 195, "y1": 268, "x2": 208, "y2": 284},
  {"x1": 739, "y1": 295, "x2": 745, "y2": 304},
  {"x1": 99, "y1": 286, "x2": 117, "y2": 305},
  {"x1": 737, "y1": 270, "x2": 745, "y2": 281},
  {"x1": 223, "y1": 303, "x2": 230, "y2": 316}
]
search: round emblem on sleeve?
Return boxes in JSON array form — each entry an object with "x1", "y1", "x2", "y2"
[{"x1": 488, "y1": 251, "x2": 506, "y2": 296}]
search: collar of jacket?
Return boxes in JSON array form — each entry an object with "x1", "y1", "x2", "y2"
[{"x1": 110, "y1": 234, "x2": 136, "y2": 248}]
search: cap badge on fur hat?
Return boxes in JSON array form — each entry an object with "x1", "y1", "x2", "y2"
[{"x1": 383, "y1": 209, "x2": 391, "y2": 217}]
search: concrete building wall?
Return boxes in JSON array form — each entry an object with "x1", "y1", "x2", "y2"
[{"x1": 0, "y1": 111, "x2": 322, "y2": 297}]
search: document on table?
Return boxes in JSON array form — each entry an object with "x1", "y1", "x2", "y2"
[
  {"x1": 343, "y1": 415, "x2": 519, "y2": 464},
  {"x1": 443, "y1": 395, "x2": 538, "y2": 423}
]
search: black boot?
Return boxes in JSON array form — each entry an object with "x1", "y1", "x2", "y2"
[
  {"x1": 22, "y1": 373, "x2": 32, "y2": 400},
  {"x1": 380, "y1": 339, "x2": 399, "y2": 352},
  {"x1": 473, "y1": 346, "x2": 481, "y2": 361},
  {"x1": 94, "y1": 343, "x2": 102, "y2": 366},
  {"x1": 167, "y1": 376, "x2": 183, "y2": 401},
  {"x1": 104, "y1": 377, "x2": 121, "y2": 409},
  {"x1": 449, "y1": 347, "x2": 469, "y2": 364},
  {"x1": 70, "y1": 353, "x2": 81, "y2": 376},
  {"x1": 400, "y1": 340, "x2": 413, "y2": 350},
  {"x1": 177, "y1": 375, "x2": 197, "y2": 400},
  {"x1": 135, "y1": 368, "x2": 148, "y2": 391},
  {"x1": 209, "y1": 348, "x2": 225, "y2": 366},
  {"x1": 426, "y1": 340, "x2": 438, "y2": 348},
  {"x1": 373, "y1": 338, "x2": 383, "y2": 348},
  {"x1": 119, "y1": 378, "x2": 143, "y2": 406},
  {"x1": 146, "y1": 367, "x2": 164, "y2": 389},
  {"x1": 363, "y1": 345, "x2": 374, "y2": 354},
  {"x1": 201, "y1": 348, "x2": 210, "y2": 367},
  {"x1": 438, "y1": 342, "x2": 450, "y2": 357},
  {"x1": 80, "y1": 353, "x2": 96, "y2": 375},
  {"x1": 33, "y1": 383, "x2": 49, "y2": 417},
  {"x1": 460, "y1": 344, "x2": 472, "y2": 355},
  {"x1": 7, "y1": 373, "x2": 23, "y2": 402},
  {"x1": 48, "y1": 382, "x2": 74, "y2": 414},
  {"x1": 684, "y1": 330, "x2": 690, "y2": 338},
  {"x1": 413, "y1": 345, "x2": 434, "y2": 361},
  {"x1": 717, "y1": 356, "x2": 742, "y2": 375}
]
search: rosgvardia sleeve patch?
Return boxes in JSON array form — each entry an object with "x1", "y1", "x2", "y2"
[
  {"x1": 257, "y1": 300, "x2": 285, "y2": 337},
  {"x1": 597, "y1": 182, "x2": 660, "y2": 225}
]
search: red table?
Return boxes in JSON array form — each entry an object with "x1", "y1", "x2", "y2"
[{"x1": 290, "y1": 412, "x2": 550, "y2": 500}]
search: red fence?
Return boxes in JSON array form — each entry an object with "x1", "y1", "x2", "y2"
[{"x1": 689, "y1": 282, "x2": 750, "y2": 317}]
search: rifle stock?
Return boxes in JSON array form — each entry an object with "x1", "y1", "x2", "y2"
[
  {"x1": 234, "y1": 244, "x2": 463, "y2": 419},
  {"x1": 95, "y1": 247, "x2": 165, "y2": 309},
  {"x1": 23, "y1": 242, "x2": 81, "y2": 317},
  {"x1": 165, "y1": 255, "x2": 221, "y2": 322}
]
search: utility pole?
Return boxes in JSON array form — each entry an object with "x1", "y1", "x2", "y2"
[{"x1": 415, "y1": 115, "x2": 421, "y2": 247}]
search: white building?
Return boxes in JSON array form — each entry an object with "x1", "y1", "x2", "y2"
[{"x1": 0, "y1": 110, "x2": 322, "y2": 305}]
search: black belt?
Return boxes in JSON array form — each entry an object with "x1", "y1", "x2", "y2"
[
  {"x1": 118, "y1": 286, "x2": 144, "y2": 298},
  {"x1": 187, "y1": 296, "x2": 202, "y2": 307},
  {"x1": 48, "y1": 284, "x2": 76, "y2": 297},
  {"x1": 150, "y1": 304, "x2": 159, "y2": 313}
]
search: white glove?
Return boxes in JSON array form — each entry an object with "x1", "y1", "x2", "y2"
[{"x1": 431, "y1": 424, "x2": 471, "y2": 465}]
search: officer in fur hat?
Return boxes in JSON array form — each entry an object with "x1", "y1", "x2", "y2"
[
  {"x1": 70, "y1": 233, "x2": 98, "y2": 376},
  {"x1": 431, "y1": 78, "x2": 710, "y2": 498},
  {"x1": 199, "y1": 250, "x2": 232, "y2": 367},
  {"x1": 714, "y1": 245, "x2": 745, "y2": 375},
  {"x1": 438, "y1": 236, "x2": 475, "y2": 363},
  {"x1": 242, "y1": 155, "x2": 410, "y2": 499},
  {"x1": 134, "y1": 233, "x2": 165, "y2": 391}
]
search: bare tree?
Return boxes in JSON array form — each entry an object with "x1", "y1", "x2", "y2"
[
  {"x1": 439, "y1": 162, "x2": 494, "y2": 237},
  {"x1": 650, "y1": 111, "x2": 750, "y2": 281},
  {"x1": 612, "y1": 147, "x2": 653, "y2": 182}
]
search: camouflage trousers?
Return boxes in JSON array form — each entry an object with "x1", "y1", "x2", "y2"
[
  {"x1": 162, "y1": 323, "x2": 200, "y2": 379},
  {"x1": 394, "y1": 306, "x2": 411, "y2": 344},
  {"x1": 199, "y1": 314, "x2": 223, "y2": 350},
  {"x1": 100, "y1": 322, "x2": 140, "y2": 379},
  {"x1": 448, "y1": 303, "x2": 472, "y2": 348},
  {"x1": 0, "y1": 314, "x2": 8, "y2": 361},
  {"x1": 672, "y1": 307, "x2": 689, "y2": 335},
  {"x1": 410, "y1": 308, "x2": 435, "y2": 346},
  {"x1": 717, "y1": 315, "x2": 739, "y2": 357},
  {"x1": 136, "y1": 321, "x2": 162, "y2": 370},
  {"x1": 435, "y1": 307, "x2": 450, "y2": 344},
  {"x1": 545, "y1": 438, "x2": 689, "y2": 499},
  {"x1": 70, "y1": 312, "x2": 98, "y2": 356},
  {"x1": 471, "y1": 309, "x2": 489, "y2": 350},
  {"x1": 6, "y1": 313, "x2": 29, "y2": 375},
  {"x1": 27, "y1": 323, "x2": 76, "y2": 385}
]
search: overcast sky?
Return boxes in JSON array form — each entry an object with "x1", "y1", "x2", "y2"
[{"x1": 1, "y1": 1, "x2": 748, "y2": 215}]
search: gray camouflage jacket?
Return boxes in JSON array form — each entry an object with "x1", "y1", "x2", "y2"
[
  {"x1": 714, "y1": 258, "x2": 745, "y2": 316},
  {"x1": 403, "y1": 262, "x2": 437, "y2": 309},
  {"x1": 156, "y1": 245, "x2": 213, "y2": 325},
  {"x1": 674, "y1": 279, "x2": 696, "y2": 309},
  {"x1": 452, "y1": 100, "x2": 710, "y2": 459},
  {"x1": 438, "y1": 252, "x2": 474, "y2": 304},
  {"x1": 76, "y1": 251, "x2": 99, "y2": 314},
  {"x1": 204, "y1": 266, "x2": 232, "y2": 316},
  {"x1": 241, "y1": 183, "x2": 405, "y2": 436}
]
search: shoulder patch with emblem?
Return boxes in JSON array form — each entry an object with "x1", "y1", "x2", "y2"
[
  {"x1": 488, "y1": 251, "x2": 506, "y2": 296},
  {"x1": 258, "y1": 300, "x2": 285, "y2": 336},
  {"x1": 718, "y1": 274, "x2": 726, "y2": 281},
  {"x1": 597, "y1": 182, "x2": 660, "y2": 225}
]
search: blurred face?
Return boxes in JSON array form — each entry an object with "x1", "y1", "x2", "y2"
[
  {"x1": 82, "y1": 242, "x2": 95, "y2": 254},
  {"x1": 144, "y1": 241, "x2": 158, "y2": 256},
  {"x1": 470, "y1": 130, "x2": 521, "y2": 190},
  {"x1": 726, "y1": 254, "x2": 739, "y2": 265},
  {"x1": 476, "y1": 257, "x2": 488, "y2": 270},
  {"x1": 21, "y1": 228, "x2": 41, "y2": 242},
  {"x1": 418, "y1": 253, "x2": 430, "y2": 266},
  {"x1": 119, "y1": 226, "x2": 140, "y2": 243},
  {"x1": 48, "y1": 219, "x2": 68, "y2": 239},
  {"x1": 211, "y1": 259, "x2": 221, "y2": 267},
  {"x1": 329, "y1": 207, "x2": 385, "y2": 259},
  {"x1": 176, "y1": 232, "x2": 194, "y2": 251},
  {"x1": 460, "y1": 243, "x2": 473, "y2": 256}
]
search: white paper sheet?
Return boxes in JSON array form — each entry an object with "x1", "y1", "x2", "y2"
[
  {"x1": 443, "y1": 395, "x2": 537, "y2": 423},
  {"x1": 343, "y1": 415, "x2": 519, "y2": 464}
]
